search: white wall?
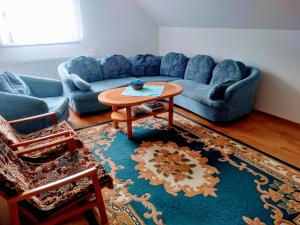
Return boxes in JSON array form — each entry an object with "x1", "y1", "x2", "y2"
[
  {"x1": 159, "y1": 27, "x2": 300, "y2": 123},
  {"x1": 0, "y1": 0, "x2": 158, "y2": 62}
]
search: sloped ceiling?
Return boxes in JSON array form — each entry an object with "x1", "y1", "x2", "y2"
[{"x1": 136, "y1": 0, "x2": 300, "y2": 30}]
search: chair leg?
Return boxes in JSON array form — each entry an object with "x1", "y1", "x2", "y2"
[
  {"x1": 9, "y1": 203, "x2": 20, "y2": 225},
  {"x1": 91, "y1": 175, "x2": 108, "y2": 225}
]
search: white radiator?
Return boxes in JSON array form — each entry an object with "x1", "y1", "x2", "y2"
[{"x1": 0, "y1": 58, "x2": 69, "y2": 80}]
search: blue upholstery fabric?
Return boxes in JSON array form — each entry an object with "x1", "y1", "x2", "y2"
[
  {"x1": 174, "y1": 94, "x2": 229, "y2": 122},
  {"x1": 184, "y1": 55, "x2": 216, "y2": 84},
  {"x1": 68, "y1": 77, "x2": 137, "y2": 114},
  {"x1": 66, "y1": 56, "x2": 102, "y2": 82},
  {"x1": 208, "y1": 80, "x2": 236, "y2": 100},
  {"x1": 172, "y1": 80, "x2": 227, "y2": 109},
  {"x1": 160, "y1": 52, "x2": 189, "y2": 78},
  {"x1": 59, "y1": 54, "x2": 261, "y2": 122},
  {"x1": 0, "y1": 72, "x2": 31, "y2": 95},
  {"x1": 0, "y1": 74, "x2": 69, "y2": 133},
  {"x1": 100, "y1": 55, "x2": 132, "y2": 79},
  {"x1": 138, "y1": 76, "x2": 179, "y2": 83},
  {"x1": 129, "y1": 54, "x2": 161, "y2": 77},
  {"x1": 210, "y1": 60, "x2": 247, "y2": 86},
  {"x1": 70, "y1": 74, "x2": 91, "y2": 91},
  {"x1": 173, "y1": 67, "x2": 261, "y2": 122}
]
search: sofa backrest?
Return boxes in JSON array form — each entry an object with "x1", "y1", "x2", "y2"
[
  {"x1": 66, "y1": 56, "x2": 103, "y2": 82},
  {"x1": 100, "y1": 55, "x2": 132, "y2": 80},
  {"x1": 210, "y1": 59, "x2": 247, "y2": 86},
  {"x1": 129, "y1": 54, "x2": 161, "y2": 77},
  {"x1": 184, "y1": 55, "x2": 216, "y2": 84},
  {"x1": 160, "y1": 52, "x2": 189, "y2": 78},
  {"x1": 0, "y1": 72, "x2": 32, "y2": 96}
]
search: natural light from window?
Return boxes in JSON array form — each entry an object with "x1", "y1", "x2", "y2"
[{"x1": 0, "y1": 0, "x2": 82, "y2": 46}]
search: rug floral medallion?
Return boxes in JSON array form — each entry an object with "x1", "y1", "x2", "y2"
[{"x1": 77, "y1": 113, "x2": 300, "y2": 225}]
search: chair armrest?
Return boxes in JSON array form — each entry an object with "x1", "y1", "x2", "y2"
[
  {"x1": 8, "y1": 167, "x2": 98, "y2": 204},
  {"x1": 0, "y1": 92, "x2": 49, "y2": 119},
  {"x1": 20, "y1": 75, "x2": 63, "y2": 98},
  {"x1": 8, "y1": 112, "x2": 58, "y2": 126},
  {"x1": 10, "y1": 130, "x2": 72, "y2": 149},
  {"x1": 14, "y1": 135, "x2": 76, "y2": 156}
]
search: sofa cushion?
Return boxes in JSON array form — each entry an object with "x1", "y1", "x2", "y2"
[
  {"x1": 208, "y1": 80, "x2": 236, "y2": 100},
  {"x1": 70, "y1": 74, "x2": 91, "y2": 91},
  {"x1": 42, "y1": 96, "x2": 69, "y2": 118},
  {"x1": 210, "y1": 60, "x2": 247, "y2": 86},
  {"x1": 160, "y1": 52, "x2": 189, "y2": 78},
  {"x1": 172, "y1": 79, "x2": 227, "y2": 109},
  {"x1": 0, "y1": 72, "x2": 31, "y2": 95},
  {"x1": 184, "y1": 55, "x2": 216, "y2": 84},
  {"x1": 100, "y1": 55, "x2": 132, "y2": 79},
  {"x1": 138, "y1": 76, "x2": 179, "y2": 83},
  {"x1": 69, "y1": 77, "x2": 137, "y2": 102},
  {"x1": 129, "y1": 54, "x2": 161, "y2": 77},
  {"x1": 66, "y1": 56, "x2": 102, "y2": 82}
]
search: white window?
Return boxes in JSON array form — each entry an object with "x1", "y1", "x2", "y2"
[{"x1": 0, "y1": 0, "x2": 83, "y2": 46}]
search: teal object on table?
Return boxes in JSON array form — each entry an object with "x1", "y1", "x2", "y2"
[{"x1": 122, "y1": 85, "x2": 164, "y2": 97}]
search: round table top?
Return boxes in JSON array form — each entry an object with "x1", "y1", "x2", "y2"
[{"x1": 98, "y1": 82, "x2": 182, "y2": 107}]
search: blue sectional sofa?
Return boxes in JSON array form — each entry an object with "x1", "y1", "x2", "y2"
[
  {"x1": 0, "y1": 72, "x2": 69, "y2": 133},
  {"x1": 58, "y1": 52, "x2": 260, "y2": 122}
]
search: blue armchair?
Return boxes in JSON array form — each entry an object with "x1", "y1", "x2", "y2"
[{"x1": 0, "y1": 74, "x2": 69, "y2": 133}]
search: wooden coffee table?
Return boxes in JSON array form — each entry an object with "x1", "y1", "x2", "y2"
[{"x1": 98, "y1": 82, "x2": 182, "y2": 139}]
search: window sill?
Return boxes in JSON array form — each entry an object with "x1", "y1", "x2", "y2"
[{"x1": 0, "y1": 40, "x2": 82, "y2": 48}]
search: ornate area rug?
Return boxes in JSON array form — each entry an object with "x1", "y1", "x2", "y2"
[{"x1": 77, "y1": 113, "x2": 300, "y2": 225}]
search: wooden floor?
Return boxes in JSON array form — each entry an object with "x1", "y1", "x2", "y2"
[{"x1": 68, "y1": 107, "x2": 300, "y2": 168}]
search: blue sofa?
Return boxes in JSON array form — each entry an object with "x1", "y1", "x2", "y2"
[
  {"x1": 0, "y1": 72, "x2": 69, "y2": 133},
  {"x1": 58, "y1": 52, "x2": 260, "y2": 122}
]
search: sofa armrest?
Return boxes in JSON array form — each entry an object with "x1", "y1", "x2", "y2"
[
  {"x1": 223, "y1": 68, "x2": 261, "y2": 120},
  {"x1": 20, "y1": 75, "x2": 63, "y2": 98},
  {"x1": 0, "y1": 92, "x2": 49, "y2": 120},
  {"x1": 224, "y1": 68, "x2": 261, "y2": 101},
  {"x1": 58, "y1": 63, "x2": 78, "y2": 93}
]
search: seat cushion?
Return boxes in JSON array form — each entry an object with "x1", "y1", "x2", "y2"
[
  {"x1": 129, "y1": 54, "x2": 161, "y2": 77},
  {"x1": 26, "y1": 144, "x2": 112, "y2": 211},
  {"x1": 184, "y1": 55, "x2": 216, "y2": 84},
  {"x1": 210, "y1": 60, "x2": 247, "y2": 86},
  {"x1": 42, "y1": 96, "x2": 69, "y2": 118},
  {"x1": 17, "y1": 121, "x2": 82, "y2": 163},
  {"x1": 138, "y1": 76, "x2": 179, "y2": 83},
  {"x1": 160, "y1": 52, "x2": 189, "y2": 78},
  {"x1": 66, "y1": 56, "x2": 103, "y2": 82},
  {"x1": 100, "y1": 55, "x2": 132, "y2": 79},
  {"x1": 0, "y1": 141, "x2": 34, "y2": 196},
  {"x1": 173, "y1": 80, "x2": 227, "y2": 108},
  {"x1": 0, "y1": 72, "x2": 31, "y2": 95},
  {"x1": 0, "y1": 115, "x2": 20, "y2": 145}
]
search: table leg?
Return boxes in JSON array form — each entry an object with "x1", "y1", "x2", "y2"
[
  {"x1": 112, "y1": 106, "x2": 118, "y2": 128},
  {"x1": 126, "y1": 107, "x2": 133, "y2": 139},
  {"x1": 168, "y1": 97, "x2": 174, "y2": 127}
]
